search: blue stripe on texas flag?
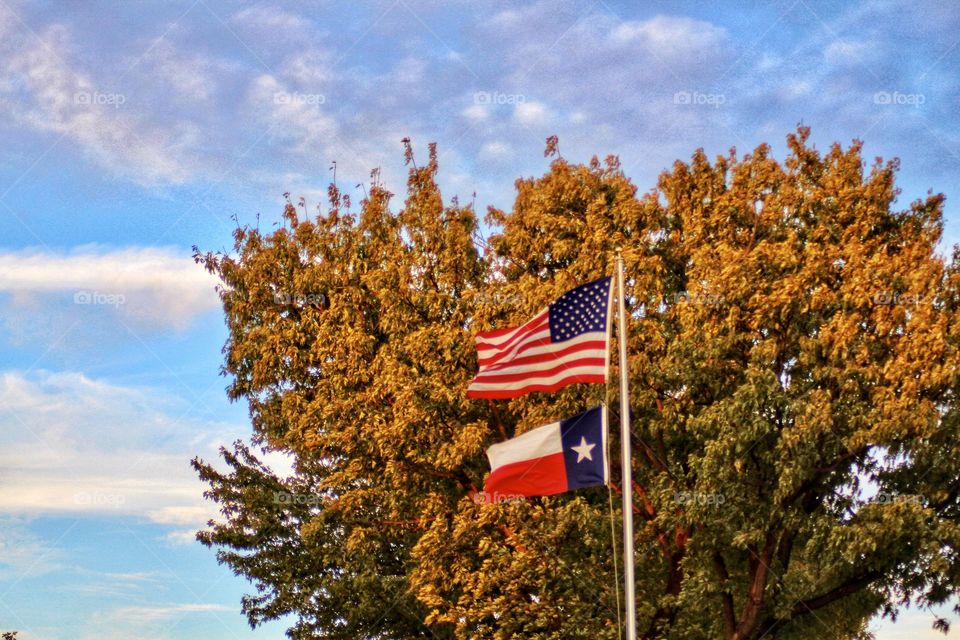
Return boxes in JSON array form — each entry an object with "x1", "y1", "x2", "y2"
[{"x1": 560, "y1": 406, "x2": 607, "y2": 490}]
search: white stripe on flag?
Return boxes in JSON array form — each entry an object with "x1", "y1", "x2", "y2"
[
  {"x1": 486, "y1": 420, "x2": 561, "y2": 470},
  {"x1": 468, "y1": 364, "x2": 606, "y2": 391},
  {"x1": 477, "y1": 332, "x2": 607, "y2": 373},
  {"x1": 477, "y1": 327, "x2": 551, "y2": 365},
  {"x1": 474, "y1": 353, "x2": 605, "y2": 381},
  {"x1": 476, "y1": 309, "x2": 548, "y2": 348}
]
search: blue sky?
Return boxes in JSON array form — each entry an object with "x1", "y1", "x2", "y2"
[{"x1": 0, "y1": 0, "x2": 958, "y2": 638}]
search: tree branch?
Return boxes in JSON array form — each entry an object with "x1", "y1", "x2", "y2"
[
  {"x1": 713, "y1": 552, "x2": 737, "y2": 639},
  {"x1": 780, "y1": 444, "x2": 872, "y2": 509},
  {"x1": 734, "y1": 530, "x2": 779, "y2": 639},
  {"x1": 755, "y1": 569, "x2": 885, "y2": 638},
  {"x1": 790, "y1": 569, "x2": 883, "y2": 615}
]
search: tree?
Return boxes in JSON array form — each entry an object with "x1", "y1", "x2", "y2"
[{"x1": 194, "y1": 129, "x2": 960, "y2": 639}]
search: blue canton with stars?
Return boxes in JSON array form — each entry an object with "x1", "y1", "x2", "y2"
[{"x1": 548, "y1": 276, "x2": 612, "y2": 343}]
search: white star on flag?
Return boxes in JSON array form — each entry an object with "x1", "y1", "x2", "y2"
[{"x1": 571, "y1": 437, "x2": 595, "y2": 463}]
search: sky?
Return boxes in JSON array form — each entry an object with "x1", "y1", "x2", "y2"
[{"x1": 0, "y1": 0, "x2": 958, "y2": 638}]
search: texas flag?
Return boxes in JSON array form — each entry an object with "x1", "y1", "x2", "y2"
[{"x1": 484, "y1": 406, "x2": 608, "y2": 498}]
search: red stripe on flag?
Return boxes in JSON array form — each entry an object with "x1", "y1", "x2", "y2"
[
  {"x1": 477, "y1": 318, "x2": 549, "y2": 357},
  {"x1": 472, "y1": 357, "x2": 606, "y2": 384},
  {"x1": 484, "y1": 451, "x2": 568, "y2": 497},
  {"x1": 476, "y1": 310, "x2": 548, "y2": 342},
  {"x1": 467, "y1": 374, "x2": 606, "y2": 399},
  {"x1": 478, "y1": 336, "x2": 550, "y2": 369},
  {"x1": 478, "y1": 340, "x2": 608, "y2": 372}
]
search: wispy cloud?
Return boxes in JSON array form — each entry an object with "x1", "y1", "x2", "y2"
[
  {"x1": 0, "y1": 371, "x2": 227, "y2": 527},
  {"x1": 0, "y1": 7, "x2": 203, "y2": 186},
  {"x1": 0, "y1": 369, "x2": 294, "y2": 537},
  {"x1": 0, "y1": 517, "x2": 66, "y2": 579},
  {"x1": 0, "y1": 245, "x2": 219, "y2": 339},
  {"x1": 80, "y1": 602, "x2": 233, "y2": 640},
  {"x1": 103, "y1": 602, "x2": 231, "y2": 622},
  {"x1": 231, "y1": 4, "x2": 312, "y2": 36}
]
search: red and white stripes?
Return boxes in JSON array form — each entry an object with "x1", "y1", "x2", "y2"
[{"x1": 466, "y1": 309, "x2": 609, "y2": 399}]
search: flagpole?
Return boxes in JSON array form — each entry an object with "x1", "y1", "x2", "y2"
[{"x1": 615, "y1": 250, "x2": 637, "y2": 640}]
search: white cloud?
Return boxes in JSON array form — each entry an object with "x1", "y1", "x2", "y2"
[
  {"x1": 0, "y1": 369, "x2": 294, "y2": 545},
  {"x1": 146, "y1": 505, "x2": 212, "y2": 527},
  {"x1": 55, "y1": 569, "x2": 166, "y2": 600},
  {"x1": 514, "y1": 101, "x2": 549, "y2": 126},
  {"x1": 462, "y1": 103, "x2": 488, "y2": 122},
  {"x1": 81, "y1": 602, "x2": 232, "y2": 640},
  {"x1": 609, "y1": 15, "x2": 728, "y2": 59},
  {"x1": 779, "y1": 80, "x2": 812, "y2": 100},
  {"x1": 97, "y1": 570, "x2": 163, "y2": 583},
  {"x1": 231, "y1": 4, "x2": 311, "y2": 35},
  {"x1": 279, "y1": 48, "x2": 334, "y2": 87},
  {"x1": 755, "y1": 53, "x2": 782, "y2": 72},
  {"x1": 490, "y1": 9, "x2": 522, "y2": 27},
  {"x1": 824, "y1": 39, "x2": 872, "y2": 65},
  {"x1": 479, "y1": 141, "x2": 511, "y2": 160},
  {"x1": 0, "y1": 12, "x2": 202, "y2": 186},
  {"x1": 0, "y1": 371, "x2": 235, "y2": 529},
  {"x1": 391, "y1": 56, "x2": 428, "y2": 84},
  {"x1": 465, "y1": 8, "x2": 739, "y2": 183},
  {"x1": 163, "y1": 529, "x2": 199, "y2": 545},
  {"x1": 0, "y1": 245, "x2": 219, "y2": 333},
  {"x1": 247, "y1": 73, "x2": 338, "y2": 156},
  {"x1": 137, "y1": 40, "x2": 220, "y2": 102},
  {"x1": 243, "y1": 65, "x2": 407, "y2": 190},
  {"x1": 0, "y1": 517, "x2": 66, "y2": 579},
  {"x1": 108, "y1": 602, "x2": 230, "y2": 622}
]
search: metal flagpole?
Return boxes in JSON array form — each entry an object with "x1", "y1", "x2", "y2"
[{"x1": 615, "y1": 250, "x2": 637, "y2": 640}]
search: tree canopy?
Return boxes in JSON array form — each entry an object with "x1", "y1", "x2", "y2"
[{"x1": 193, "y1": 128, "x2": 960, "y2": 639}]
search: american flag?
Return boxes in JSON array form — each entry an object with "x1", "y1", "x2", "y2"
[{"x1": 467, "y1": 277, "x2": 613, "y2": 399}]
